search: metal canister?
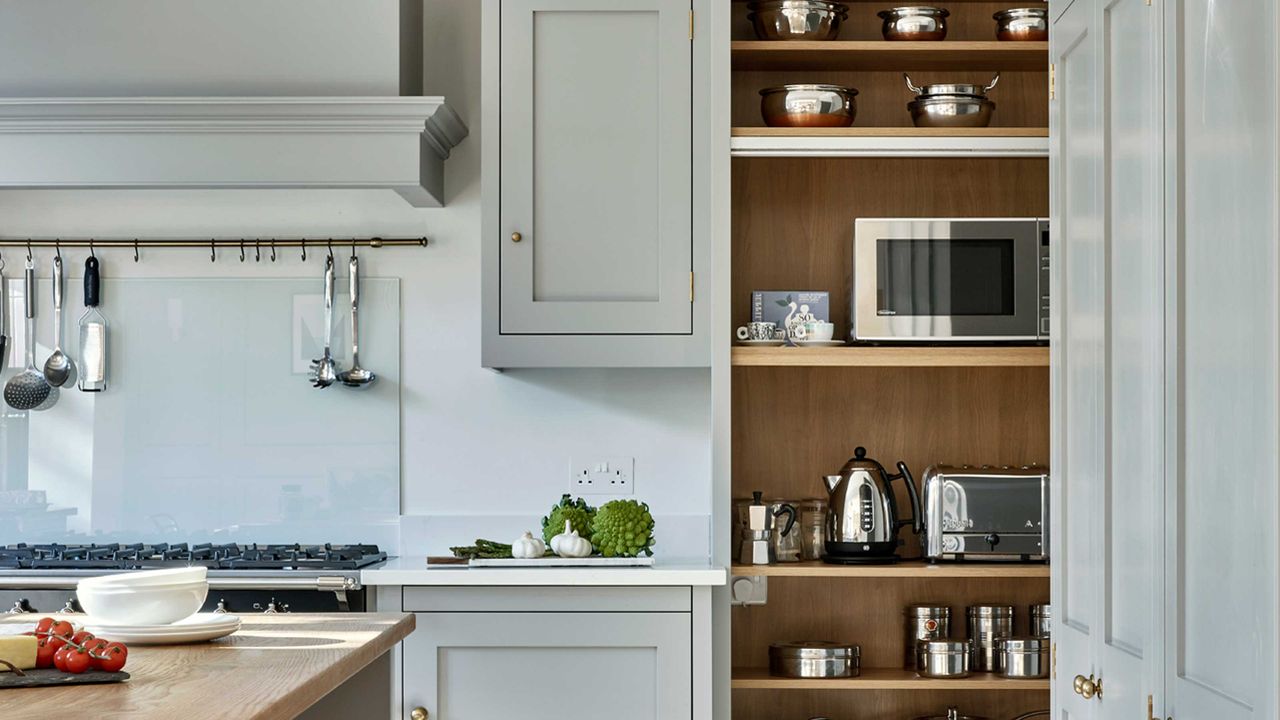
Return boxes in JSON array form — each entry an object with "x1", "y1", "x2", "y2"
[
  {"x1": 904, "y1": 604, "x2": 951, "y2": 669},
  {"x1": 997, "y1": 637, "x2": 1048, "y2": 678},
  {"x1": 1030, "y1": 603, "x2": 1051, "y2": 637},
  {"x1": 916, "y1": 640, "x2": 970, "y2": 678},
  {"x1": 966, "y1": 605, "x2": 1015, "y2": 672},
  {"x1": 768, "y1": 641, "x2": 860, "y2": 678}
]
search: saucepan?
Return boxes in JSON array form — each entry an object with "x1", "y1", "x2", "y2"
[{"x1": 905, "y1": 72, "x2": 999, "y2": 128}]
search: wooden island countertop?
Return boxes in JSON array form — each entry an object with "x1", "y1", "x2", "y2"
[{"x1": 0, "y1": 612, "x2": 414, "y2": 720}]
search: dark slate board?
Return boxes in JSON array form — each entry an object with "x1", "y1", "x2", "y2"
[{"x1": 0, "y1": 669, "x2": 129, "y2": 689}]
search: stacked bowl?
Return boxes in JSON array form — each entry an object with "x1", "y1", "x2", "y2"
[
  {"x1": 77, "y1": 567, "x2": 240, "y2": 644},
  {"x1": 747, "y1": 0, "x2": 850, "y2": 41}
]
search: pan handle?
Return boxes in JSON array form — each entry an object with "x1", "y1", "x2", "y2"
[
  {"x1": 985, "y1": 71, "x2": 1002, "y2": 92},
  {"x1": 903, "y1": 73, "x2": 923, "y2": 94}
]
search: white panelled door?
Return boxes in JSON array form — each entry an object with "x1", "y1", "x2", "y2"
[
  {"x1": 1165, "y1": 0, "x2": 1279, "y2": 718},
  {"x1": 1052, "y1": 0, "x2": 1163, "y2": 716},
  {"x1": 1050, "y1": 0, "x2": 1103, "y2": 716}
]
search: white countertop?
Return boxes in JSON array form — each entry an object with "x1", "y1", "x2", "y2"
[{"x1": 362, "y1": 557, "x2": 727, "y2": 587}]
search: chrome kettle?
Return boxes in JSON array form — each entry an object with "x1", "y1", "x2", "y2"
[{"x1": 822, "y1": 446, "x2": 922, "y2": 561}]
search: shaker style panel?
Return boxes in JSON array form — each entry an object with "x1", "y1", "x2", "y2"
[
  {"x1": 401, "y1": 611, "x2": 693, "y2": 719},
  {"x1": 498, "y1": 0, "x2": 694, "y2": 335}
]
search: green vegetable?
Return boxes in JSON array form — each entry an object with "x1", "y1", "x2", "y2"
[
  {"x1": 541, "y1": 494, "x2": 597, "y2": 546},
  {"x1": 449, "y1": 539, "x2": 514, "y2": 559},
  {"x1": 590, "y1": 499, "x2": 656, "y2": 558}
]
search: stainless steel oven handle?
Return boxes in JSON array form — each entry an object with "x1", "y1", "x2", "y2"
[{"x1": 0, "y1": 576, "x2": 361, "y2": 591}]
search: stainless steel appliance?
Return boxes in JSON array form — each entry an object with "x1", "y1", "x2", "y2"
[
  {"x1": 903, "y1": 604, "x2": 951, "y2": 669},
  {"x1": 851, "y1": 218, "x2": 1050, "y2": 343},
  {"x1": 821, "y1": 447, "x2": 921, "y2": 563},
  {"x1": 922, "y1": 465, "x2": 1050, "y2": 562},
  {"x1": 0, "y1": 542, "x2": 385, "y2": 615},
  {"x1": 967, "y1": 604, "x2": 1014, "y2": 672}
]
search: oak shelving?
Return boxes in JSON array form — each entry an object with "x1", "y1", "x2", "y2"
[
  {"x1": 730, "y1": 561, "x2": 1050, "y2": 578},
  {"x1": 732, "y1": 41, "x2": 1048, "y2": 72},
  {"x1": 731, "y1": 668, "x2": 1050, "y2": 691},
  {"x1": 731, "y1": 346, "x2": 1049, "y2": 368}
]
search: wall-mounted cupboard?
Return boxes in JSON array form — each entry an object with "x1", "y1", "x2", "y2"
[{"x1": 481, "y1": 0, "x2": 713, "y2": 368}]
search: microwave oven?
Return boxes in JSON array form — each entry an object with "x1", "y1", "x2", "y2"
[{"x1": 851, "y1": 218, "x2": 1049, "y2": 343}]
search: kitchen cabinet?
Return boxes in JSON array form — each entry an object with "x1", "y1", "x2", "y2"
[
  {"x1": 397, "y1": 587, "x2": 704, "y2": 719},
  {"x1": 481, "y1": 0, "x2": 712, "y2": 367},
  {"x1": 1050, "y1": 0, "x2": 1280, "y2": 718}
]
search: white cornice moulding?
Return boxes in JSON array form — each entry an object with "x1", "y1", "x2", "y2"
[{"x1": 0, "y1": 97, "x2": 468, "y2": 207}]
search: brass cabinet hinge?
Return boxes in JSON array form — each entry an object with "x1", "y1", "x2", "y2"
[
  {"x1": 689, "y1": 271, "x2": 695, "y2": 302},
  {"x1": 1051, "y1": 643, "x2": 1057, "y2": 679},
  {"x1": 1148, "y1": 695, "x2": 1155, "y2": 720},
  {"x1": 689, "y1": 10, "x2": 695, "y2": 40},
  {"x1": 1049, "y1": 63, "x2": 1056, "y2": 100}
]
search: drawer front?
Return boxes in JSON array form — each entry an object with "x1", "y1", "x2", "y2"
[{"x1": 402, "y1": 586, "x2": 691, "y2": 613}]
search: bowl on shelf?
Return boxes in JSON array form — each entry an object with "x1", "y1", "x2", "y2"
[
  {"x1": 77, "y1": 577, "x2": 209, "y2": 625},
  {"x1": 904, "y1": 72, "x2": 999, "y2": 128},
  {"x1": 994, "y1": 7, "x2": 1049, "y2": 41},
  {"x1": 877, "y1": 6, "x2": 950, "y2": 41},
  {"x1": 747, "y1": 0, "x2": 849, "y2": 41},
  {"x1": 760, "y1": 84, "x2": 858, "y2": 127}
]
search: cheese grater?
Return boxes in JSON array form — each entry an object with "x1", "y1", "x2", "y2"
[{"x1": 77, "y1": 256, "x2": 107, "y2": 392}]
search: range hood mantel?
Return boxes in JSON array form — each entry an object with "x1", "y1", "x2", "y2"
[{"x1": 0, "y1": 96, "x2": 467, "y2": 207}]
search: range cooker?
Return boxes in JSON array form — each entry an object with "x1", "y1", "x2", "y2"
[{"x1": 0, "y1": 542, "x2": 387, "y2": 615}]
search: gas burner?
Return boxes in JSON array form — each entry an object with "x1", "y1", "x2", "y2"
[{"x1": 0, "y1": 542, "x2": 387, "y2": 571}]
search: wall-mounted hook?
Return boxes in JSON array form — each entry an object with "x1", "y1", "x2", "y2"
[
  {"x1": 89, "y1": 240, "x2": 96, "y2": 259},
  {"x1": 350, "y1": 243, "x2": 358, "y2": 261},
  {"x1": 133, "y1": 239, "x2": 140, "y2": 262},
  {"x1": 327, "y1": 239, "x2": 334, "y2": 262},
  {"x1": 301, "y1": 244, "x2": 307, "y2": 262},
  {"x1": 240, "y1": 241, "x2": 245, "y2": 262},
  {"x1": 254, "y1": 240, "x2": 261, "y2": 263},
  {"x1": 0, "y1": 249, "x2": 5, "y2": 273},
  {"x1": 210, "y1": 240, "x2": 216, "y2": 263},
  {"x1": 26, "y1": 240, "x2": 32, "y2": 262},
  {"x1": 270, "y1": 241, "x2": 276, "y2": 263},
  {"x1": 54, "y1": 240, "x2": 61, "y2": 261}
]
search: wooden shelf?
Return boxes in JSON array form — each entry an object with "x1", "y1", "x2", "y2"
[
  {"x1": 731, "y1": 561, "x2": 1050, "y2": 578},
  {"x1": 732, "y1": 667, "x2": 1050, "y2": 691},
  {"x1": 732, "y1": 41, "x2": 1048, "y2": 72},
  {"x1": 731, "y1": 346, "x2": 1049, "y2": 368},
  {"x1": 732, "y1": 127, "x2": 1048, "y2": 157}
]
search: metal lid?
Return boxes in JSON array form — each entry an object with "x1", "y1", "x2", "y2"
[
  {"x1": 905, "y1": 604, "x2": 951, "y2": 618},
  {"x1": 878, "y1": 6, "x2": 949, "y2": 18},
  {"x1": 769, "y1": 641, "x2": 860, "y2": 659},
  {"x1": 760, "y1": 84, "x2": 858, "y2": 97},
  {"x1": 918, "y1": 640, "x2": 967, "y2": 654},
  {"x1": 967, "y1": 604, "x2": 1014, "y2": 618},
  {"x1": 749, "y1": 0, "x2": 849, "y2": 9},
  {"x1": 904, "y1": 72, "x2": 1000, "y2": 99},
  {"x1": 1030, "y1": 603, "x2": 1051, "y2": 616},
  {"x1": 993, "y1": 7, "x2": 1048, "y2": 20},
  {"x1": 999, "y1": 637, "x2": 1047, "y2": 652}
]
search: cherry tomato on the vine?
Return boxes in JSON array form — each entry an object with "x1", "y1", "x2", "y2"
[
  {"x1": 35, "y1": 639, "x2": 58, "y2": 668},
  {"x1": 96, "y1": 642, "x2": 128, "y2": 673},
  {"x1": 62, "y1": 648, "x2": 92, "y2": 674}
]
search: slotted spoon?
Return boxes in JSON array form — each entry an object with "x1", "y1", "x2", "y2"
[{"x1": 4, "y1": 259, "x2": 53, "y2": 411}]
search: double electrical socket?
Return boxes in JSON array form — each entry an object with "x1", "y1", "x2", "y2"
[{"x1": 570, "y1": 457, "x2": 634, "y2": 494}]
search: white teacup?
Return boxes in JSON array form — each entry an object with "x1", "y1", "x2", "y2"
[{"x1": 803, "y1": 321, "x2": 835, "y2": 342}]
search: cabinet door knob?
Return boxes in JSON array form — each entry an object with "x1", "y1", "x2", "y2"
[
  {"x1": 410, "y1": 708, "x2": 429, "y2": 720},
  {"x1": 1073, "y1": 673, "x2": 1101, "y2": 700},
  {"x1": 511, "y1": 231, "x2": 523, "y2": 243}
]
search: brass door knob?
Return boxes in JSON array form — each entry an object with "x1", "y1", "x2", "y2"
[
  {"x1": 511, "y1": 232, "x2": 523, "y2": 243},
  {"x1": 410, "y1": 708, "x2": 429, "y2": 720},
  {"x1": 1073, "y1": 673, "x2": 1101, "y2": 700}
]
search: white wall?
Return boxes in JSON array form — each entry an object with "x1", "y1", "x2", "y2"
[{"x1": 0, "y1": 1, "x2": 712, "y2": 560}]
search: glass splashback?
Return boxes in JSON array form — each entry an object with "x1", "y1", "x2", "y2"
[{"x1": 0, "y1": 276, "x2": 401, "y2": 549}]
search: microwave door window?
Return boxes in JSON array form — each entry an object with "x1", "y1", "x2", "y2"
[{"x1": 876, "y1": 239, "x2": 1016, "y2": 330}]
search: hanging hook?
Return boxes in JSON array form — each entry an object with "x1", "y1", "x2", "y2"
[
  {"x1": 89, "y1": 239, "x2": 96, "y2": 260},
  {"x1": 327, "y1": 239, "x2": 334, "y2": 262},
  {"x1": 301, "y1": 243, "x2": 307, "y2": 262},
  {"x1": 350, "y1": 242, "x2": 358, "y2": 261},
  {"x1": 54, "y1": 240, "x2": 61, "y2": 261},
  {"x1": 210, "y1": 240, "x2": 216, "y2": 263},
  {"x1": 133, "y1": 239, "x2": 140, "y2": 263},
  {"x1": 270, "y1": 240, "x2": 276, "y2": 263},
  {"x1": 26, "y1": 240, "x2": 32, "y2": 262},
  {"x1": 0, "y1": 249, "x2": 5, "y2": 273},
  {"x1": 254, "y1": 240, "x2": 261, "y2": 263},
  {"x1": 240, "y1": 241, "x2": 245, "y2": 263}
]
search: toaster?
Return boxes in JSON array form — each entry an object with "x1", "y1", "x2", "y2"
[{"x1": 922, "y1": 465, "x2": 1049, "y2": 562}]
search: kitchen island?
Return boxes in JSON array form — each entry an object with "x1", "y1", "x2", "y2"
[{"x1": 0, "y1": 613, "x2": 413, "y2": 720}]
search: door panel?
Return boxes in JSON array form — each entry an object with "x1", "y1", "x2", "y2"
[
  {"x1": 500, "y1": 0, "x2": 693, "y2": 335},
  {"x1": 1099, "y1": 0, "x2": 1162, "y2": 716},
  {"x1": 1168, "y1": 0, "x2": 1279, "y2": 717},
  {"x1": 1050, "y1": 1, "x2": 1101, "y2": 716}
]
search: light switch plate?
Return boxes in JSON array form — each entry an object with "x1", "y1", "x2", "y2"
[{"x1": 570, "y1": 457, "x2": 635, "y2": 494}]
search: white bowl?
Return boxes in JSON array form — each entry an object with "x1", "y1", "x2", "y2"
[
  {"x1": 77, "y1": 580, "x2": 208, "y2": 625},
  {"x1": 79, "y1": 567, "x2": 208, "y2": 588}
]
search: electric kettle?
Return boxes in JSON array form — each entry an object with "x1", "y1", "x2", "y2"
[{"x1": 821, "y1": 446, "x2": 922, "y2": 562}]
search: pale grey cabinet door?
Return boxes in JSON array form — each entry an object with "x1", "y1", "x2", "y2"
[
  {"x1": 402, "y1": 612, "x2": 692, "y2": 719},
  {"x1": 1164, "y1": 0, "x2": 1279, "y2": 718},
  {"x1": 499, "y1": 0, "x2": 693, "y2": 335}
]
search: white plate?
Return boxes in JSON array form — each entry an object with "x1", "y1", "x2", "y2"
[
  {"x1": 735, "y1": 339, "x2": 786, "y2": 347},
  {"x1": 792, "y1": 340, "x2": 846, "y2": 347},
  {"x1": 85, "y1": 613, "x2": 241, "y2": 645}
]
